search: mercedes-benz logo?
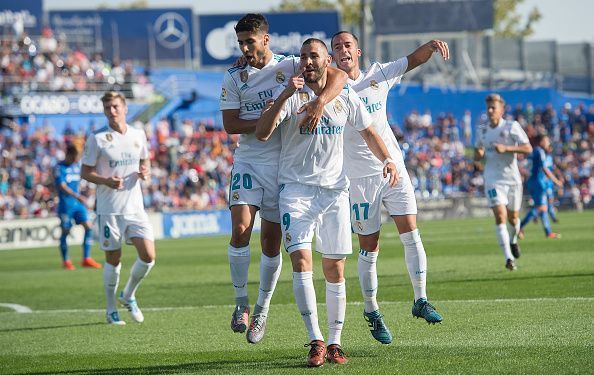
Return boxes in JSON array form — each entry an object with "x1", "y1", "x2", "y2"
[{"x1": 154, "y1": 12, "x2": 189, "y2": 49}]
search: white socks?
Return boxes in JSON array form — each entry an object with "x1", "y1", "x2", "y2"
[
  {"x1": 122, "y1": 258, "x2": 155, "y2": 300},
  {"x1": 358, "y1": 249, "x2": 379, "y2": 313},
  {"x1": 255, "y1": 253, "x2": 282, "y2": 316},
  {"x1": 103, "y1": 262, "x2": 121, "y2": 313},
  {"x1": 495, "y1": 224, "x2": 514, "y2": 260},
  {"x1": 400, "y1": 229, "x2": 427, "y2": 301},
  {"x1": 293, "y1": 271, "x2": 323, "y2": 342},
  {"x1": 510, "y1": 220, "x2": 521, "y2": 245},
  {"x1": 326, "y1": 280, "x2": 346, "y2": 346},
  {"x1": 228, "y1": 245, "x2": 250, "y2": 306}
]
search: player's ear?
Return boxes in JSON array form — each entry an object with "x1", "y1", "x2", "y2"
[
  {"x1": 357, "y1": 48, "x2": 362, "y2": 57},
  {"x1": 263, "y1": 33, "x2": 270, "y2": 46}
]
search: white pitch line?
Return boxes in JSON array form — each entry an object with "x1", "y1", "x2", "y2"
[
  {"x1": 0, "y1": 303, "x2": 33, "y2": 313},
  {"x1": 1, "y1": 297, "x2": 592, "y2": 315}
]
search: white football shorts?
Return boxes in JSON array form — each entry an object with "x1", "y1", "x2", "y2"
[
  {"x1": 228, "y1": 161, "x2": 280, "y2": 223},
  {"x1": 484, "y1": 181, "x2": 523, "y2": 211},
  {"x1": 279, "y1": 183, "x2": 352, "y2": 259},
  {"x1": 97, "y1": 212, "x2": 154, "y2": 251},
  {"x1": 349, "y1": 166, "x2": 417, "y2": 235}
]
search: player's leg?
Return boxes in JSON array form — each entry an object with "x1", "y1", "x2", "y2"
[
  {"x1": 74, "y1": 206, "x2": 100, "y2": 268},
  {"x1": 486, "y1": 184, "x2": 515, "y2": 270},
  {"x1": 99, "y1": 214, "x2": 125, "y2": 325},
  {"x1": 322, "y1": 256, "x2": 348, "y2": 364},
  {"x1": 247, "y1": 167, "x2": 283, "y2": 342},
  {"x1": 119, "y1": 214, "x2": 156, "y2": 323},
  {"x1": 228, "y1": 204, "x2": 256, "y2": 333},
  {"x1": 547, "y1": 188, "x2": 559, "y2": 223},
  {"x1": 317, "y1": 189, "x2": 351, "y2": 364},
  {"x1": 507, "y1": 184, "x2": 523, "y2": 259},
  {"x1": 58, "y1": 213, "x2": 74, "y2": 270},
  {"x1": 350, "y1": 175, "x2": 393, "y2": 343}
]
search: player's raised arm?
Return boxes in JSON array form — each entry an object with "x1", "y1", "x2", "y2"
[
  {"x1": 298, "y1": 66, "x2": 348, "y2": 131},
  {"x1": 256, "y1": 69, "x2": 304, "y2": 141},
  {"x1": 358, "y1": 125, "x2": 399, "y2": 187},
  {"x1": 406, "y1": 39, "x2": 450, "y2": 73}
]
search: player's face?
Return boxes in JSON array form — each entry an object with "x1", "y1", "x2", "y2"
[
  {"x1": 486, "y1": 101, "x2": 504, "y2": 124},
  {"x1": 541, "y1": 136, "x2": 551, "y2": 150},
  {"x1": 300, "y1": 42, "x2": 331, "y2": 84},
  {"x1": 331, "y1": 33, "x2": 361, "y2": 73},
  {"x1": 236, "y1": 31, "x2": 269, "y2": 68},
  {"x1": 103, "y1": 98, "x2": 127, "y2": 125}
]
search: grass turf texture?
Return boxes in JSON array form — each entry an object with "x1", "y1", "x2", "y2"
[{"x1": 1, "y1": 210, "x2": 592, "y2": 374}]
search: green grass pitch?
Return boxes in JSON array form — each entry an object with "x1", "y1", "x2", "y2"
[{"x1": 1, "y1": 210, "x2": 593, "y2": 374}]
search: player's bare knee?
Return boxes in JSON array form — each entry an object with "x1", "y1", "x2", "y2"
[{"x1": 231, "y1": 223, "x2": 252, "y2": 245}]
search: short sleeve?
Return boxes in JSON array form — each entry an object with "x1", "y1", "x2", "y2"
[
  {"x1": 510, "y1": 121, "x2": 529, "y2": 144},
  {"x1": 81, "y1": 134, "x2": 98, "y2": 167},
  {"x1": 346, "y1": 89, "x2": 373, "y2": 131},
  {"x1": 219, "y1": 71, "x2": 241, "y2": 111}
]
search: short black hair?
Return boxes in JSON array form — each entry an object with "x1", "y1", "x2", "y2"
[
  {"x1": 235, "y1": 13, "x2": 269, "y2": 34},
  {"x1": 302, "y1": 38, "x2": 328, "y2": 50},
  {"x1": 330, "y1": 31, "x2": 359, "y2": 47}
]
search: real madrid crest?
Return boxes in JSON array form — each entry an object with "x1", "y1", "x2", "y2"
[
  {"x1": 370, "y1": 80, "x2": 379, "y2": 90},
  {"x1": 106, "y1": 133, "x2": 113, "y2": 142},
  {"x1": 285, "y1": 232, "x2": 292, "y2": 242},
  {"x1": 334, "y1": 100, "x2": 343, "y2": 113},
  {"x1": 275, "y1": 71, "x2": 285, "y2": 83},
  {"x1": 240, "y1": 70, "x2": 248, "y2": 83},
  {"x1": 232, "y1": 191, "x2": 240, "y2": 201},
  {"x1": 299, "y1": 91, "x2": 310, "y2": 102}
]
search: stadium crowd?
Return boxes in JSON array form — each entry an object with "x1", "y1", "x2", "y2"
[
  {"x1": 0, "y1": 100, "x2": 593, "y2": 219},
  {"x1": 1, "y1": 26, "x2": 141, "y2": 99}
]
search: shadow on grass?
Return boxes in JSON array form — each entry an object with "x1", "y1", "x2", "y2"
[
  {"x1": 22, "y1": 349, "x2": 378, "y2": 374},
  {"x1": 0, "y1": 322, "x2": 104, "y2": 333}
]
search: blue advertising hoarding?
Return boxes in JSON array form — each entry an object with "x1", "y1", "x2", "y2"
[
  {"x1": 161, "y1": 210, "x2": 261, "y2": 239},
  {"x1": 198, "y1": 11, "x2": 340, "y2": 66},
  {"x1": 48, "y1": 8, "x2": 194, "y2": 63},
  {"x1": 0, "y1": 0, "x2": 43, "y2": 35}
]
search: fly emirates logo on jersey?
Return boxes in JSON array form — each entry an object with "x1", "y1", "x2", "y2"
[
  {"x1": 244, "y1": 89, "x2": 274, "y2": 112},
  {"x1": 360, "y1": 96, "x2": 382, "y2": 114},
  {"x1": 109, "y1": 152, "x2": 140, "y2": 168},
  {"x1": 299, "y1": 116, "x2": 344, "y2": 135}
]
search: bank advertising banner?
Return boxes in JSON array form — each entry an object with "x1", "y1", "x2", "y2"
[
  {"x1": 0, "y1": 0, "x2": 42, "y2": 35},
  {"x1": 198, "y1": 11, "x2": 339, "y2": 66},
  {"x1": 48, "y1": 8, "x2": 194, "y2": 62}
]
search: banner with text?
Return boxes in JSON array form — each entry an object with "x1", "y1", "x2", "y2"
[
  {"x1": 0, "y1": 0, "x2": 42, "y2": 35},
  {"x1": 198, "y1": 11, "x2": 339, "y2": 66}
]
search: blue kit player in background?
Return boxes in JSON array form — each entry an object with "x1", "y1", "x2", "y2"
[
  {"x1": 520, "y1": 134, "x2": 563, "y2": 238},
  {"x1": 55, "y1": 143, "x2": 102, "y2": 270},
  {"x1": 544, "y1": 152, "x2": 560, "y2": 223}
]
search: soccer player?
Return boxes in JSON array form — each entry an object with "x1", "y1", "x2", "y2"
[
  {"x1": 255, "y1": 38, "x2": 398, "y2": 367},
  {"x1": 55, "y1": 143, "x2": 100, "y2": 270},
  {"x1": 520, "y1": 134, "x2": 562, "y2": 237},
  {"x1": 474, "y1": 94, "x2": 532, "y2": 271},
  {"x1": 81, "y1": 91, "x2": 156, "y2": 325},
  {"x1": 331, "y1": 31, "x2": 448, "y2": 344},
  {"x1": 220, "y1": 13, "x2": 347, "y2": 343}
]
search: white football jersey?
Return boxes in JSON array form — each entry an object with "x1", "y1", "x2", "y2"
[
  {"x1": 82, "y1": 125, "x2": 149, "y2": 215},
  {"x1": 274, "y1": 85, "x2": 373, "y2": 190},
  {"x1": 475, "y1": 119, "x2": 530, "y2": 185},
  {"x1": 220, "y1": 54, "x2": 299, "y2": 165},
  {"x1": 344, "y1": 58, "x2": 408, "y2": 179}
]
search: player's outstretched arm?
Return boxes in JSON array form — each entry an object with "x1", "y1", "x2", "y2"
[
  {"x1": 297, "y1": 66, "x2": 348, "y2": 131},
  {"x1": 406, "y1": 39, "x2": 450, "y2": 73},
  {"x1": 358, "y1": 126, "x2": 399, "y2": 187},
  {"x1": 493, "y1": 143, "x2": 532, "y2": 154}
]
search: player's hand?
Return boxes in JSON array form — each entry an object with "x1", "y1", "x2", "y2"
[
  {"x1": 298, "y1": 98, "x2": 324, "y2": 132},
  {"x1": 383, "y1": 161, "x2": 399, "y2": 187},
  {"x1": 76, "y1": 194, "x2": 86, "y2": 204},
  {"x1": 233, "y1": 56, "x2": 247, "y2": 67},
  {"x1": 261, "y1": 99, "x2": 275, "y2": 115},
  {"x1": 106, "y1": 176, "x2": 123, "y2": 189},
  {"x1": 287, "y1": 67, "x2": 305, "y2": 92},
  {"x1": 138, "y1": 165, "x2": 151, "y2": 181},
  {"x1": 429, "y1": 39, "x2": 450, "y2": 60},
  {"x1": 494, "y1": 143, "x2": 507, "y2": 153}
]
